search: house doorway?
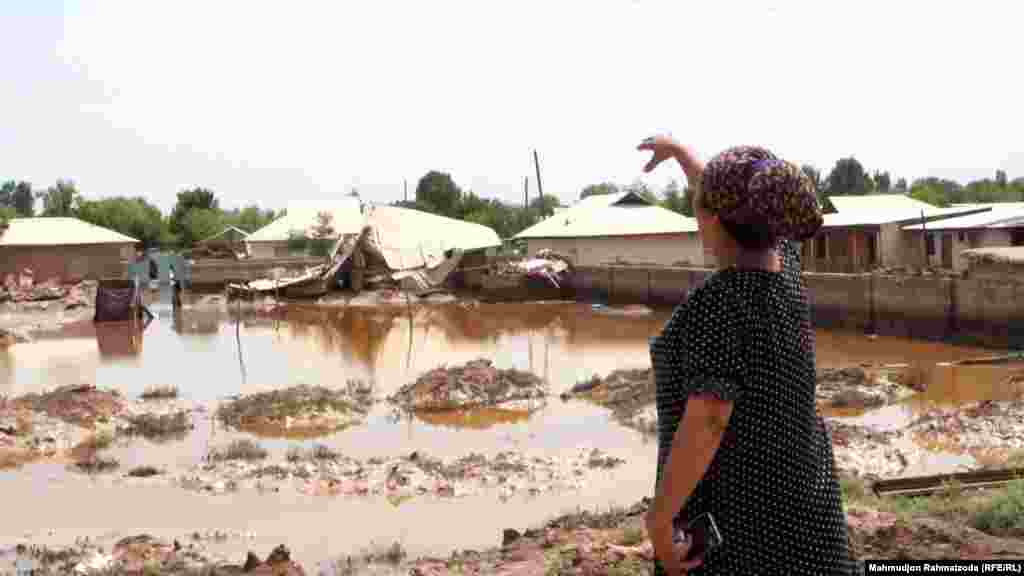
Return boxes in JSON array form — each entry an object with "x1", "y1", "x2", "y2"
[
  {"x1": 1012, "y1": 229, "x2": 1024, "y2": 246},
  {"x1": 941, "y1": 234, "x2": 953, "y2": 268}
]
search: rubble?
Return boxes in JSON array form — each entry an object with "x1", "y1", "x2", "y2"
[
  {"x1": 216, "y1": 382, "x2": 374, "y2": 439},
  {"x1": 0, "y1": 274, "x2": 96, "y2": 309},
  {"x1": 908, "y1": 399, "x2": 1024, "y2": 464},
  {"x1": 388, "y1": 359, "x2": 547, "y2": 412},
  {"x1": 174, "y1": 447, "x2": 625, "y2": 502},
  {"x1": 9, "y1": 384, "x2": 125, "y2": 428},
  {"x1": 3, "y1": 535, "x2": 305, "y2": 575},
  {"x1": 816, "y1": 366, "x2": 913, "y2": 409}
]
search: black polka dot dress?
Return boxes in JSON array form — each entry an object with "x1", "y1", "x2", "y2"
[{"x1": 650, "y1": 240, "x2": 856, "y2": 575}]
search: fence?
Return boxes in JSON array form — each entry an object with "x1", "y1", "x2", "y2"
[{"x1": 571, "y1": 266, "x2": 1024, "y2": 349}]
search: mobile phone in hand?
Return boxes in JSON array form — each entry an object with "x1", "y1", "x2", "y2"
[{"x1": 676, "y1": 513, "x2": 723, "y2": 561}]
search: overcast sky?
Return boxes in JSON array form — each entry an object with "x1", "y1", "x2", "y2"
[{"x1": 3, "y1": 0, "x2": 1022, "y2": 214}]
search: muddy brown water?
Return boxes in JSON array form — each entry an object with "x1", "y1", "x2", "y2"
[{"x1": 0, "y1": 301, "x2": 1016, "y2": 567}]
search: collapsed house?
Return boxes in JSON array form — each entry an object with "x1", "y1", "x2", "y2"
[{"x1": 228, "y1": 203, "x2": 502, "y2": 299}]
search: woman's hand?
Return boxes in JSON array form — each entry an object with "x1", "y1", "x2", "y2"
[
  {"x1": 637, "y1": 134, "x2": 682, "y2": 173},
  {"x1": 646, "y1": 509, "x2": 704, "y2": 574}
]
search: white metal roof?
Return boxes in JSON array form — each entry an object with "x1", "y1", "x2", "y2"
[
  {"x1": 246, "y1": 198, "x2": 364, "y2": 242},
  {"x1": 827, "y1": 194, "x2": 937, "y2": 214},
  {"x1": 0, "y1": 217, "x2": 139, "y2": 246},
  {"x1": 952, "y1": 202, "x2": 1024, "y2": 210},
  {"x1": 822, "y1": 194, "x2": 986, "y2": 227},
  {"x1": 514, "y1": 197, "x2": 698, "y2": 239},
  {"x1": 363, "y1": 204, "x2": 502, "y2": 270},
  {"x1": 902, "y1": 205, "x2": 1024, "y2": 230}
]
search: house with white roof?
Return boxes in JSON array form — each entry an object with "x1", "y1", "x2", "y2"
[
  {"x1": 803, "y1": 194, "x2": 987, "y2": 273},
  {"x1": 245, "y1": 198, "x2": 366, "y2": 258},
  {"x1": 513, "y1": 191, "x2": 704, "y2": 267},
  {"x1": 0, "y1": 217, "x2": 140, "y2": 282},
  {"x1": 901, "y1": 203, "x2": 1024, "y2": 272}
]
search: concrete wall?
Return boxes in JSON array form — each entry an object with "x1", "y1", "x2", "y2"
[
  {"x1": 0, "y1": 243, "x2": 134, "y2": 283},
  {"x1": 525, "y1": 233, "x2": 706, "y2": 268},
  {"x1": 189, "y1": 256, "x2": 325, "y2": 286},
  {"x1": 570, "y1": 265, "x2": 1024, "y2": 348}
]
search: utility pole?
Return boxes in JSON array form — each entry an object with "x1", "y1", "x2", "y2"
[
  {"x1": 533, "y1": 149, "x2": 545, "y2": 214},
  {"x1": 524, "y1": 176, "x2": 529, "y2": 209},
  {"x1": 404, "y1": 179, "x2": 408, "y2": 203}
]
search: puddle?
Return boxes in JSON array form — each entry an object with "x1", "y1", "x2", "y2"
[{"x1": 0, "y1": 301, "x2": 1017, "y2": 565}]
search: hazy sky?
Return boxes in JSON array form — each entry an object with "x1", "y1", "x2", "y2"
[{"x1": 3, "y1": 0, "x2": 1022, "y2": 214}]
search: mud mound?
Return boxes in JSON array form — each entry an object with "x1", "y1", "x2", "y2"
[
  {"x1": 11, "y1": 384, "x2": 124, "y2": 428},
  {"x1": 217, "y1": 382, "x2": 373, "y2": 438},
  {"x1": 12, "y1": 535, "x2": 305, "y2": 575},
  {"x1": 177, "y1": 447, "x2": 625, "y2": 502},
  {"x1": 388, "y1": 359, "x2": 547, "y2": 412}
]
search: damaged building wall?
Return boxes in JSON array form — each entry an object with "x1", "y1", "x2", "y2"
[
  {"x1": 525, "y1": 234, "x2": 705, "y2": 268},
  {"x1": 0, "y1": 244, "x2": 134, "y2": 283}
]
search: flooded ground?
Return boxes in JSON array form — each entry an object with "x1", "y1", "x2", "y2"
[{"x1": 1, "y1": 298, "x2": 1021, "y2": 571}]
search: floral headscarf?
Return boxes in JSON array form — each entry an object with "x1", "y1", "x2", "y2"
[{"x1": 698, "y1": 145, "x2": 823, "y2": 242}]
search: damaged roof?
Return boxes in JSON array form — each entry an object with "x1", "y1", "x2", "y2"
[
  {"x1": 363, "y1": 205, "x2": 502, "y2": 270},
  {"x1": 514, "y1": 192, "x2": 697, "y2": 239},
  {"x1": 246, "y1": 198, "x2": 365, "y2": 242},
  {"x1": 0, "y1": 217, "x2": 139, "y2": 246}
]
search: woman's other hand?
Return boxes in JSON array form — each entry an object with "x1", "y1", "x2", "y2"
[
  {"x1": 637, "y1": 134, "x2": 681, "y2": 173},
  {"x1": 646, "y1": 510, "x2": 704, "y2": 574}
]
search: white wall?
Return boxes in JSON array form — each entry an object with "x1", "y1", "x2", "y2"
[{"x1": 526, "y1": 234, "x2": 707, "y2": 267}]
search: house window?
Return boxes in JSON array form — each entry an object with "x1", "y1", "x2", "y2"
[
  {"x1": 926, "y1": 233, "x2": 936, "y2": 256},
  {"x1": 814, "y1": 234, "x2": 827, "y2": 259}
]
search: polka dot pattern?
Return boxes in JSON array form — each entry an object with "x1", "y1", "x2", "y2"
[{"x1": 650, "y1": 240, "x2": 856, "y2": 575}]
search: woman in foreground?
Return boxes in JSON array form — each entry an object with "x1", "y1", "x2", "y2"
[{"x1": 639, "y1": 136, "x2": 856, "y2": 575}]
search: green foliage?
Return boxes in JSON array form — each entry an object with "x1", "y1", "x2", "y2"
[
  {"x1": 660, "y1": 178, "x2": 692, "y2": 216},
  {"x1": 580, "y1": 182, "x2": 620, "y2": 199},
  {"x1": 0, "y1": 205, "x2": 15, "y2": 228},
  {"x1": 624, "y1": 179, "x2": 659, "y2": 205},
  {"x1": 38, "y1": 179, "x2": 80, "y2": 217},
  {"x1": 170, "y1": 187, "x2": 218, "y2": 235},
  {"x1": 415, "y1": 171, "x2": 463, "y2": 217},
  {"x1": 76, "y1": 196, "x2": 167, "y2": 248},
  {"x1": 180, "y1": 208, "x2": 224, "y2": 247},
  {"x1": 909, "y1": 183, "x2": 951, "y2": 207},
  {"x1": 0, "y1": 180, "x2": 13, "y2": 209},
  {"x1": 222, "y1": 204, "x2": 278, "y2": 233},
  {"x1": 286, "y1": 231, "x2": 309, "y2": 254},
  {"x1": 1, "y1": 180, "x2": 36, "y2": 216}
]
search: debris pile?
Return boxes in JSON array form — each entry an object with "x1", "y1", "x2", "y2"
[
  {"x1": 561, "y1": 368, "x2": 656, "y2": 435},
  {"x1": 9, "y1": 536, "x2": 306, "y2": 575},
  {"x1": 909, "y1": 399, "x2": 1024, "y2": 461},
  {"x1": 216, "y1": 383, "x2": 374, "y2": 438},
  {"x1": 10, "y1": 384, "x2": 125, "y2": 428},
  {"x1": 0, "y1": 271, "x2": 95, "y2": 309},
  {"x1": 816, "y1": 366, "x2": 911, "y2": 409},
  {"x1": 388, "y1": 359, "x2": 547, "y2": 412},
  {"x1": 495, "y1": 249, "x2": 574, "y2": 289},
  {"x1": 173, "y1": 447, "x2": 625, "y2": 501}
]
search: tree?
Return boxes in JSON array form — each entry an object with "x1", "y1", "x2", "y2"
[
  {"x1": 996, "y1": 170, "x2": 1008, "y2": 188},
  {"x1": 415, "y1": 171, "x2": 463, "y2": 217},
  {"x1": 908, "y1": 183, "x2": 950, "y2": 207},
  {"x1": 12, "y1": 182, "x2": 33, "y2": 216},
  {"x1": 800, "y1": 165, "x2": 825, "y2": 204},
  {"x1": 660, "y1": 179, "x2": 692, "y2": 216},
  {"x1": 825, "y1": 157, "x2": 872, "y2": 195},
  {"x1": 528, "y1": 194, "x2": 560, "y2": 218},
  {"x1": 0, "y1": 206, "x2": 15, "y2": 229},
  {"x1": 38, "y1": 179, "x2": 80, "y2": 217},
  {"x1": 873, "y1": 171, "x2": 892, "y2": 193},
  {"x1": 180, "y1": 208, "x2": 224, "y2": 247},
  {"x1": 894, "y1": 178, "x2": 908, "y2": 192},
  {"x1": 580, "y1": 182, "x2": 620, "y2": 199},
  {"x1": 170, "y1": 187, "x2": 219, "y2": 235},
  {"x1": 624, "y1": 179, "x2": 659, "y2": 205},
  {"x1": 76, "y1": 196, "x2": 167, "y2": 249},
  {"x1": 0, "y1": 181, "x2": 13, "y2": 208},
  {"x1": 307, "y1": 211, "x2": 336, "y2": 257}
]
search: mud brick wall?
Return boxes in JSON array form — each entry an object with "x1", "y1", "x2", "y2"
[
  {"x1": 189, "y1": 257, "x2": 326, "y2": 286},
  {"x1": 872, "y1": 275, "x2": 955, "y2": 340},
  {"x1": 803, "y1": 273, "x2": 872, "y2": 333},
  {"x1": 0, "y1": 244, "x2": 131, "y2": 283},
  {"x1": 955, "y1": 277, "x2": 1024, "y2": 348},
  {"x1": 570, "y1": 266, "x2": 1024, "y2": 348}
]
